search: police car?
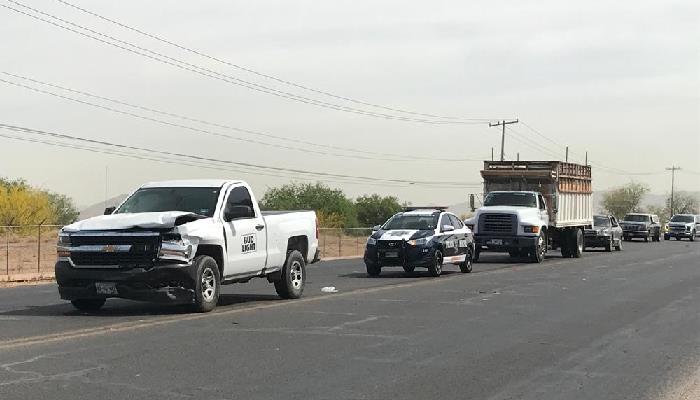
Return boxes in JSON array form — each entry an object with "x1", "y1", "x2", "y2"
[{"x1": 363, "y1": 208, "x2": 475, "y2": 277}]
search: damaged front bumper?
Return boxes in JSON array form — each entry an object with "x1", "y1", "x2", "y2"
[{"x1": 55, "y1": 261, "x2": 197, "y2": 304}]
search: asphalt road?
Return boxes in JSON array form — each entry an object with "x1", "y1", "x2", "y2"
[{"x1": 1, "y1": 239, "x2": 699, "y2": 400}]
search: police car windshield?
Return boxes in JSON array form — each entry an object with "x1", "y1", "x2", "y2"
[
  {"x1": 116, "y1": 187, "x2": 221, "y2": 217},
  {"x1": 670, "y1": 215, "x2": 694, "y2": 223},
  {"x1": 484, "y1": 192, "x2": 537, "y2": 207},
  {"x1": 383, "y1": 214, "x2": 438, "y2": 230},
  {"x1": 623, "y1": 214, "x2": 650, "y2": 222}
]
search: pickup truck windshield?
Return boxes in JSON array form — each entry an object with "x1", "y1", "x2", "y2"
[
  {"x1": 593, "y1": 216, "x2": 611, "y2": 227},
  {"x1": 670, "y1": 215, "x2": 694, "y2": 223},
  {"x1": 484, "y1": 192, "x2": 537, "y2": 207},
  {"x1": 383, "y1": 214, "x2": 438, "y2": 230},
  {"x1": 623, "y1": 214, "x2": 650, "y2": 223},
  {"x1": 116, "y1": 187, "x2": 221, "y2": 217}
]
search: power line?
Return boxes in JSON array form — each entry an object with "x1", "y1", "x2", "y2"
[
  {"x1": 519, "y1": 120, "x2": 664, "y2": 176},
  {"x1": 54, "y1": 0, "x2": 498, "y2": 124},
  {"x1": 0, "y1": 74, "x2": 492, "y2": 162},
  {"x1": 0, "y1": 73, "x2": 488, "y2": 163},
  {"x1": 0, "y1": 123, "x2": 482, "y2": 188},
  {"x1": 3, "y1": 1, "x2": 494, "y2": 125}
]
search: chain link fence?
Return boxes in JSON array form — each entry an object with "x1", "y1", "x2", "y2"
[
  {"x1": 1, "y1": 225, "x2": 62, "y2": 276},
  {"x1": 0, "y1": 225, "x2": 371, "y2": 276},
  {"x1": 317, "y1": 228, "x2": 372, "y2": 258}
]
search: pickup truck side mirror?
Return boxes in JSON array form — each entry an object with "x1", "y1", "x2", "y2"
[
  {"x1": 223, "y1": 204, "x2": 254, "y2": 221},
  {"x1": 104, "y1": 206, "x2": 116, "y2": 215},
  {"x1": 372, "y1": 225, "x2": 382, "y2": 231},
  {"x1": 469, "y1": 194, "x2": 476, "y2": 212},
  {"x1": 442, "y1": 225, "x2": 455, "y2": 232}
]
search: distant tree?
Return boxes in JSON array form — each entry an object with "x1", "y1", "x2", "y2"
[
  {"x1": 0, "y1": 185, "x2": 54, "y2": 226},
  {"x1": 667, "y1": 192, "x2": 700, "y2": 215},
  {"x1": 46, "y1": 191, "x2": 80, "y2": 225},
  {"x1": 601, "y1": 183, "x2": 650, "y2": 218},
  {"x1": 260, "y1": 182, "x2": 358, "y2": 227},
  {"x1": 355, "y1": 194, "x2": 403, "y2": 227}
]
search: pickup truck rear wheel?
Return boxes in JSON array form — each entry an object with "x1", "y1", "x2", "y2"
[
  {"x1": 70, "y1": 298, "x2": 105, "y2": 312},
  {"x1": 193, "y1": 255, "x2": 220, "y2": 313},
  {"x1": 275, "y1": 250, "x2": 306, "y2": 299}
]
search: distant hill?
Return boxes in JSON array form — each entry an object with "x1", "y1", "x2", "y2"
[{"x1": 79, "y1": 194, "x2": 128, "y2": 220}]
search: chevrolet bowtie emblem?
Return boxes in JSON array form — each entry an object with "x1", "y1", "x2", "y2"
[{"x1": 104, "y1": 244, "x2": 116, "y2": 253}]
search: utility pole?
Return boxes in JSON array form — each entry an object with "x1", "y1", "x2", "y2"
[
  {"x1": 489, "y1": 119, "x2": 519, "y2": 161},
  {"x1": 666, "y1": 166, "x2": 681, "y2": 215}
]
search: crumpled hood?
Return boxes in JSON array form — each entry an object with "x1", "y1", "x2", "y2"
[{"x1": 63, "y1": 211, "x2": 208, "y2": 232}]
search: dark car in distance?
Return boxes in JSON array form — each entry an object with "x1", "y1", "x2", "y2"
[
  {"x1": 584, "y1": 214, "x2": 623, "y2": 251},
  {"x1": 620, "y1": 213, "x2": 661, "y2": 242}
]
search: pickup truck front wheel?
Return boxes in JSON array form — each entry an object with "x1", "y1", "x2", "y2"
[
  {"x1": 193, "y1": 255, "x2": 221, "y2": 313},
  {"x1": 275, "y1": 250, "x2": 306, "y2": 299}
]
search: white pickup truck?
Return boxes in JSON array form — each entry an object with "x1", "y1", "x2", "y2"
[{"x1": 55, "y1": 180, "x2": 319, "y2": 312}]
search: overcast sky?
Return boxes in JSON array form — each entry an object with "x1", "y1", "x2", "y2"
[{"x1": 1, "y1": 0, "x2": 698, "y2": 208}]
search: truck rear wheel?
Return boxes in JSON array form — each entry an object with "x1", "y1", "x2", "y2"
[
  {"x1": 275, "y1": 250, "x2": 306, "y2": 299},
  {"x1": 571, "y1": 229, "x2": 583, "y2": 258},
  {"x1": 193, "y1": 255, "x2": 220, "y2": 313},
  {"x1": 70, "y1": 298, "x2": 105, "y2": 312}
]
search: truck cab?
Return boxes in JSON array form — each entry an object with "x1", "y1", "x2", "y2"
[{"x1": 468, "y1": 191, "x2": 549, "y2": 262}]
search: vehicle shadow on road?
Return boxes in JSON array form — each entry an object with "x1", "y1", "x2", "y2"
[
  {"x1": 0, "y1": 294, "x2": 281, "y2": 317},
  {"x1": 338, "y1": 270, "x2": 461, "y2": 279}
]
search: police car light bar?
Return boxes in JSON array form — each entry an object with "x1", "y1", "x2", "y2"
[{"x1": 404, "y1": 206, "x2": 449, "y2": 211}]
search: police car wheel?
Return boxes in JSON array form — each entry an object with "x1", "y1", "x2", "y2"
[
  {"x1": 402, "y1": 265, "x2": 415, "y2": 273},
  {"x1": 428, "y1": 250, "x2": 443, "y2": 277},
  {"x1": 366, "y1": 262, "x2": 381, "y2": 277},
  {"x1": 459, "y1": 248, "x2": 473, "y2": 273}
]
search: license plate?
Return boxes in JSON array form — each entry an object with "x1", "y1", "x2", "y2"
[
  {"x1": 384, "y1": 251, "x2": 399, "y2": 258},
  {"x1": 95, "y1": 282, "x2": 118, "y2": 295},
  {"x1": 487, "y1": 239, "x2": 503, "y2": 246}
]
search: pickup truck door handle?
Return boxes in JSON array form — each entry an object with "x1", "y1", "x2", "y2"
[{"x1": 255, "y1": 224, "x2": 265, "y2": 231}]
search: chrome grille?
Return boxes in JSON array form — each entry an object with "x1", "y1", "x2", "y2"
[
  {"x1": 479, "y1": 213, "x2": 516, "y2": 234},
  {"x1": 69, "y1": 232, "x2": 161, "y2": 267}
]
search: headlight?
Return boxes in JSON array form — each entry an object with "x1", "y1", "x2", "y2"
[
  {"x1": 159, "y1": 236, "x2": 193, "y2": 262},
  {"x1": 522, "y1": 225, "x2": 540, "y2": 233},
  {"x1": 366, "y1": 237, "x2": 377, "y2": 246},
  {"x1": 407, "y1": 237, "x2": 429, "y2": 246},
  {"x1": 57, "y1": 232, "x2": 71, "y2": 257}
]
